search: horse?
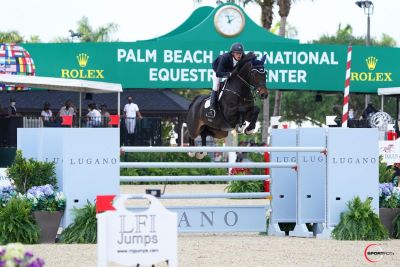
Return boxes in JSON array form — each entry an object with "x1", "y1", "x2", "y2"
[{"x1": 186, "y1": 52, "x2": 268, "y2": 159}]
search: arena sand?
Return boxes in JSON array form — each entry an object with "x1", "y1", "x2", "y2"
[{"x1": 25, "y1": 184, "x2": 400, "y2": 266}]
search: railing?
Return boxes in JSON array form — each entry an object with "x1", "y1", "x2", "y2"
[{"x1": 0, "y1": 116, "x2": 162, "y2": 147}]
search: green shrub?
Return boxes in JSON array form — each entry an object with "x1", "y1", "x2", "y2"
[
  {"x1": 6, "y1": 150, "x2": 57, "y2": 193},
  {"x1": 394, "y1": 213, "x2": 400, "y2": 239},
  {"x1": 226, "y1": 180, "x2": 263, "y2": 193},
  {"x1": 0, "y1": 197, "x2": 39, "y2": 244},
  {"x1": 59, "y1": 201, "x2": 97, "y2": 244},
  {"x1": 120, "y1": 152, "x2": 227, "y2": 183},
  {"x1": 379, "y1": 156, "x2": 394, "y2": 183},
  {"x1": 332, "y1": 196, "x2": 389, "y2": 240}
]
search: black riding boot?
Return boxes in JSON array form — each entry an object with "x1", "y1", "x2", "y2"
[{"x1": 206, "y1": 91, "x2": 218, "y2": 118}]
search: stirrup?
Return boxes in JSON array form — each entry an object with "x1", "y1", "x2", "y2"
[{"x1": 206, "y1": 109, "x2": 216, "y2": 118}]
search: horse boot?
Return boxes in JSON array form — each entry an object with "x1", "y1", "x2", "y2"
[{"x1": 206, "y1": 90, "x2": 218, "y2": 119}]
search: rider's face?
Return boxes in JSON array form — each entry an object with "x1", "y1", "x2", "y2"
[{"x1": 233, "y1": 52, "x2": 243, "y2": 61}]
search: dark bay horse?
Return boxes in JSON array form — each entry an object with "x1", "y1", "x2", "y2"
[{"x1": 186, "y1": 52, "x2": 268, "y2": 159}]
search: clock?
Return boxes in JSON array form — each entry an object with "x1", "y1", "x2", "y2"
[{"x1": 214, "y1": 5, "x2": 245, "y2": 37}]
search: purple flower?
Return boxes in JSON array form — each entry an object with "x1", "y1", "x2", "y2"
[
  {"x1": 27, "y1": 258, "x2": 45, "y2": 267},
  {"x1": 0, "y1": 249, "x2": 5, "y2": 256},
  {"x1": 13, "y1": 257, "x2": 23, "y2": 265},
  {"x1": 24, "y1": 251, "x2": 34, "y2": 259},
  {"x1": 0, "y1": 260, "x2": 5, "y2": 267}
]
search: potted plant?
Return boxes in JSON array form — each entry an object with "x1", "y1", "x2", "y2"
[
  {"x1": 26, "y1": 184, "x2": 66, "y2": 243},
  {"x1": 379, "y1": 183, "x2": 400, "y2": 237},
  {"x1": 0, "y1": 242, "x2": 45, "y2": 267},
  {"x1": 6, "y1": 150, "x2": 57, "y2": 193},
  {"x1": 332, "y1": 196, "x2": 388, "y2": 240},
  {"x1": 59, "y1": 201, "x2": 97, "y2": 244},
  {"x1": 0, "y1": 197, "x2": 40, "y2": 245}
]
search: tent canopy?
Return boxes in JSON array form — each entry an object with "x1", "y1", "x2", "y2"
[
  {"x1": 378, "y1": 87, "x2": 400, "y2": 96},
  {"x1": 0, "y1": 74, "x2": 122, "y2": 93},
  {"x1": 0, "y1": 74, "x2": 122, "y2": 118}
]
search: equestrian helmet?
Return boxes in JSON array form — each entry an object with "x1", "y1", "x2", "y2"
[{"x1": 230, "y1": 43, "x2": 244, "y2": 54}]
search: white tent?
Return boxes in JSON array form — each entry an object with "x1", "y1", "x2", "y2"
[
  {"x1": 0, "y1": 74, "x2": 123, "y2": 123},
  {"x1": 378, "y1": 87, "x2": 400, "y2": 118}
]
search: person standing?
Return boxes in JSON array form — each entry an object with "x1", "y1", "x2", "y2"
[
  {"x1": 123, "y1": 96, "x2": 143, "y2": 134},
  {"x1": 41, "y1": 102, "x2": 53, "y2": 127},
  {"x1": 7, "y1": 98, "x2": 17, "y2": 116},
  {"x1": 100, "y1": 104, "x2": 110, "y2": 127}
]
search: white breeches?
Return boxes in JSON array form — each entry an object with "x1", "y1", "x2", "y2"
[{"x1": 212, "y1": 72, "x2": 221, "y2": 92}]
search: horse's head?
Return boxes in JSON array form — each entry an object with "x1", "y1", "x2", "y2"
[{"x1": 234, "y1": 53, "x2": 268, "y2": 99}]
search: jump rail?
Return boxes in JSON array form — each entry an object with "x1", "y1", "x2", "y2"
[
  {"x1": 120, "y1": 175, "x2": 270, "y2": 182},
  {"x1": 125, "y1": 192, "x2": 270, "y2": 199},
  {"x1": 120, "y1": 162, "x2": 295, "y2": 169},
  {"x1": 121, "y1": 146, "x2": 326, "y2": 153}
]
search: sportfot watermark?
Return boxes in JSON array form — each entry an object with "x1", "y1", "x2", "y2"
[{"x1": 364, "y1": 243, "x2": 394, "y2": 263}]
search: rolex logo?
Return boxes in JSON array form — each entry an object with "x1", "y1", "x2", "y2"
[
  {"x1": 365, "y1": 56, "x2": 378, "y2": 71},
  {"x1": 77, "y1": 53, "x2": 89, "y2": 67}
]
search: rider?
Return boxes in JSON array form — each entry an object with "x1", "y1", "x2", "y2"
[{"x1": 206, "y1": 42, "x2": 245, "y2": 119}]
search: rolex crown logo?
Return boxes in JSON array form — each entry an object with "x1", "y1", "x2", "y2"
[
  {"x1": 365, "y1": 56, "x2": 378, "y2": 71},
  {"x1": 77, "y1": 53, "x2": 89, "y2": 68}
]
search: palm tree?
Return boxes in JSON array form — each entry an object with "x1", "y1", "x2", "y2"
[
  {"x1": 53, "y1": 17, "x2": 118, "y2": 43},
  {"x1": 272, "y1": 0, "x2": 292, "y2": 116},
  {"x1": 0, "y1": 31, "x2": 24, "y2": 43}
]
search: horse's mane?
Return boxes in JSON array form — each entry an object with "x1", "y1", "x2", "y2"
[{"x1": 234, "y1": 52, "x2": 257, "y2": 74}]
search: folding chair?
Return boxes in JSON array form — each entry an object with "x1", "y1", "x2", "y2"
[
  {"x1": 108, "y1": 115, "x2": 120, "y2": 127},
  {"x1": 61, "y1": 115, "x2": 73, "y2": 127}
]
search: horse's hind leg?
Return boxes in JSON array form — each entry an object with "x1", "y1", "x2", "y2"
[
  {"x1": 195, "y1": 129, "x2": 209, "y2": 160},
  {"x1": 188, "y1": 137, "x2": 196, "y2": 158},
  {"x1": 245, "y1": 106, "x2": 260, "y2": 135}
]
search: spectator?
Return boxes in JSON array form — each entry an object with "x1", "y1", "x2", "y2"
[
  {"x1": 100, "y1": 104, "x2": 110, "y2": 126},
  {"x1": 41, "y1": 102, "x2": 53, "y2": 127},
  {"x1": 7, "y1": 98, "x2": 17, "y2": 116},
  {"x1": 362, "y1": 103, "x2": 378, "y2": 120},
  {"x1": 59, "y1": 100, "x2": 75, "y2": 117},
  {"x1": 86, "y1": 103, "x2": 101, "y2": 127},
  {"x1": 123, "y1": 96, "x2": 143, "y2": 134}
]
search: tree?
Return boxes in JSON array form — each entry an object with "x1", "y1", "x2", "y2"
[
  {"x1": 53, "y1": 16, "x2": 118, "y2": 43},
  {"x1": 0, "y1": 31, "x2": 24, "y2": 43},
  {"x1": 0, "y1": 31, "x2": 41, "y2": 43}
]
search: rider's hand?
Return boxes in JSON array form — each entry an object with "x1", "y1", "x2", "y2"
[{"x1": 231, "y1": 69, "x2": 238, "y2": 77}]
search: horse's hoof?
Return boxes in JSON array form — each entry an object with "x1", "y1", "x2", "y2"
[
  {"x1": 245, "y1": 127, "x2": 255, "y2": 135},
  {"x1": 188, "y1": 152, "x2": 196, "y2": 158},
  {"x1": 195, "y1": 152, "x2": 207, "y2": 160},
  {"x1": 236, "y1": 124, "x2": 246, "y2": 134}
]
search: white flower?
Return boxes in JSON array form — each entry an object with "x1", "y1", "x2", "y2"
[{"x1": 3, "y1": 243, "x2": 25, "y2": 261}]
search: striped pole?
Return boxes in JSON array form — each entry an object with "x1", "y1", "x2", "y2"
[{"x1": 342, "y1": 46, "x2": 352, "y2": 127}]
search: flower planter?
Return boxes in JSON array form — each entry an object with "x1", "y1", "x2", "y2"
[
  {"x1": 33, "y1": 211, "x2": 64, "y2": 243},
  {"x1": 379, "y1": 208, "x2": 400, "y2": 238}
]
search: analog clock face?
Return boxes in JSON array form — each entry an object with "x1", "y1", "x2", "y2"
[{"x1": 214, "y1": 6, "x2": 245, "y2": 37}]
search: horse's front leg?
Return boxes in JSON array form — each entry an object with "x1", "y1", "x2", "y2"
[
  {"x1": 244, "y1": 106, "x2": 260, "y2": 135},
  {"x1": 235, "y1": 106, "x2": 247, "y2": 133}
]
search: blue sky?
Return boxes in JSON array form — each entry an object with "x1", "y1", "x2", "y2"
[{"x1": 2, "y1": 0, "x2": 398, "y2": 45}]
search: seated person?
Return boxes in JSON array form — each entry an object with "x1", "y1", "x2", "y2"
[{"x1": 86, "y1": 103, "x2": 101, "y2": 127}]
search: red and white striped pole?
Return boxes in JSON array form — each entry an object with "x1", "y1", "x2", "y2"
[{"x1": 342, "y1": 46, "x2": 352, "y2": 128}]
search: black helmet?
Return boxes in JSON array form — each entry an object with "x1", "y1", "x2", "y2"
[{"x1": 230, "y1": 43, "x2": 244, "y2": 53}]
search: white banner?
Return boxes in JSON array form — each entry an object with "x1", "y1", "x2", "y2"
[{"x1": 379, "y1": 139, "x2": 400, "y2": 165}]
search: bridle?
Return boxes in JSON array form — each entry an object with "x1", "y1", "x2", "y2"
[{"x1": 223, "y1": 65, "x2": 266, "y2": 102}]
